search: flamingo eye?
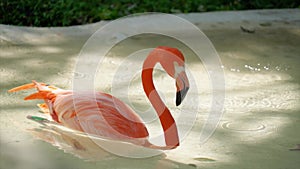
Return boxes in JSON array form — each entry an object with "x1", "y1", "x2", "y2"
[{"x1": 174, "y1": 62, "x2": 185, "y2": 78}]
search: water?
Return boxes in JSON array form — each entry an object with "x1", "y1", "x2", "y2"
[{"x1": 1, "y1": 13, "x2": 300, "y2": 169}]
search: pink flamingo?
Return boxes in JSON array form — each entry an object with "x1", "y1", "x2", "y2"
[{"x1": 8, "y1": 46, "x2": 190, "y2": 150}]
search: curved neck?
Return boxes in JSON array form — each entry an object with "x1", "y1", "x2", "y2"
[{"x1": 141, "y1": 57, "x2": 179, "y2": 148}]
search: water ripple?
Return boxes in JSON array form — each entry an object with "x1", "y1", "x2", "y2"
[
  {"x1": 224, "y1": 84, "x2": 299, "y2": 112},
  {"x1": 57, "y1": 71, "x2": 89, "y2": 79},
  {"x1": 221, "y1": 121, "x2": 266, "y2": 132}
]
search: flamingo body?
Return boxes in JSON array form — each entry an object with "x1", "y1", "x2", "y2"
[
  {"x1": 53, "y1": 90, "x2": 149, "y2": 143},
  {"x1": 8, "y1": 46, "x2": 190, "y2": 150}
]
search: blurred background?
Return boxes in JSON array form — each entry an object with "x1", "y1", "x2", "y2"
[{"x1": 1, "y1": 0, "x2": 299, "y2": 27}]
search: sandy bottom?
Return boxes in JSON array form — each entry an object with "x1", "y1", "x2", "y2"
[{"x1": 1, "y1": 9, "x2": 300, "y2": 169}]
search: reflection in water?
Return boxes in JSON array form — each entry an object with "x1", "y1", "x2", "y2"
[
  {"x1": 25, "y1": 114, "x2": 165, "y2": 159},
  {"x1": 28, "y1": 121, "x2": 122, "y2": 161},
  {"x1": 25, "y1": 116, "x2": 200, "y2": 169}
]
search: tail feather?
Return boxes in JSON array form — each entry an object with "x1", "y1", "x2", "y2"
[
  {"x1": 8, "y1": 83, "x2": 36, "y2": 92},
  {"x1": 32, "y1": 80, "x2": 46, "y2": 91},
  {"x1": 8, "y1": 80, "x2": 46, "y2": 92},
  {"x1": 8, "y1": 80, "x2": 57, "y2": 102},
  {"x1": 37, "y1": 103, "x2": 49, "y2": 114},
  {"x1": 24, "y1": 91, "x2": 50, "y2": 100}
]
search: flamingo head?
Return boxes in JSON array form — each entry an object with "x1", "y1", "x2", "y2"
[{"x1": 155, "y1": 46, "x2": 190, "y2": 106}]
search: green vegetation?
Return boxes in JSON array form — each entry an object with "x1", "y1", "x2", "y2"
[{"x1": 1, "y1": 0, "x2": 299, "y2": 27}]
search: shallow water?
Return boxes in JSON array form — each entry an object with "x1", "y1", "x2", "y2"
[{"x1": 1, "y1": 11, "x2": 300, "y2": 169}]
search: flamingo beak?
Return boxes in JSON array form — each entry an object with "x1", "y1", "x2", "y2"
[{"x1": 176, "y1": 72, "x2": 189, "y2": 106}]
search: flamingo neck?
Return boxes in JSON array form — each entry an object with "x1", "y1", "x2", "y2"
[{"x1": 141, "y1": 57, "x2": 179, "y2": 148}]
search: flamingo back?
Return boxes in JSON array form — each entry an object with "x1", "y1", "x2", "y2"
[
  {"x1": 9, "y1": 81, "x2": 149, "y2": 145},
  {"x1": 54, "y1": 91, "x2": 149, "y2": 143}
]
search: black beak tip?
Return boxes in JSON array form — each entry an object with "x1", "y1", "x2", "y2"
[
  {"x1": 176, "y1": 87, "x2": 189, "y2": 106},
  {"x1": 176, "y1": 95, "x2": 181, "y2": 106}
]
